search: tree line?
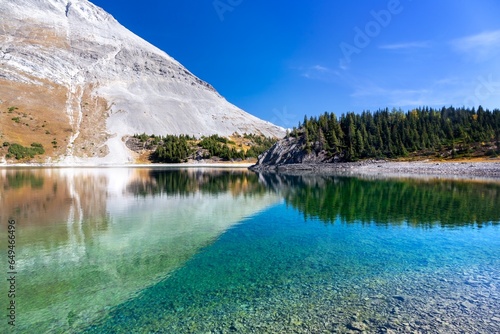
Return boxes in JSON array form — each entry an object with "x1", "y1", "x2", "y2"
[
  {"x1": 134, "y1": 133, "x2": 277, "y2": 163},
  {"x1": 289, "y1": 106, "x2": 500, "y2": 161}
]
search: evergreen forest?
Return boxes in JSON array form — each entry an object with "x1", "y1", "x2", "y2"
[{"x1": 288, "y1": 106, "x2": 500, "y2": 161}]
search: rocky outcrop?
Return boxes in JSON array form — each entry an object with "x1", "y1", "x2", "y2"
[
  {"x1": 252, "y1": 138, "x2": 500, "y2": 178},
  {"x1": 251, "y1": 137, "x2": 337, "y2": 170}
]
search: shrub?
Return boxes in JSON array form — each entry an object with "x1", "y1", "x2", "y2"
[{"x1": 7, "y1": 143, "x2": 45, "y2": 160}]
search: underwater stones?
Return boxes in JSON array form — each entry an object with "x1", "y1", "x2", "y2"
[
  {"x1": 392, "y1": 295, "x2": 406, "y2": 302},
  {"x1": 229, "y1": 321, "x2": 244, "y2": 332},
  {"x1": 288, "y1": 316, "x2": 303, "y2": 326},
  {"x1": 80, "y1": 211, "x2": 500, "y2": 333},
  {"x1": 347, "y1": 320, "x2": 368, "y2": 332},
  {"x1": 460, "y1": 300, "x2": 475, "y2": 309},
  {"x1": 465, "y1": 279, "x2": 482, "y2": 287}
]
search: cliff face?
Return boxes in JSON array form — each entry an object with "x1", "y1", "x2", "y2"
[
  {"x1": 251, "y1": 137, "x2": 336, "y2": 169},
  {"x1": 0, "y1": 0, "x2": 285, "y2": 164}
]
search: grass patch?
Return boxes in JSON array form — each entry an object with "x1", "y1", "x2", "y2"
[{"x1": 8, "y1": 143, "x2": 45, "y2": 160}]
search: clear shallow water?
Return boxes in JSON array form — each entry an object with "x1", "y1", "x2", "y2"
[{"x1": 1, "y1": 168, "x2": 499, "y2": 333}]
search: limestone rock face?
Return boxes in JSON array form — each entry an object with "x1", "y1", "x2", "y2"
[
  {"x1": 0, "y1": 0, "x2": 285, "y2": 164},
  {"x1": 252, "y1": 137, "x2": 334, "y2": 170}
]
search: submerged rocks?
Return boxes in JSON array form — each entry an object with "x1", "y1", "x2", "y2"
[
  {"x1": 347, "y1": 321, "x2": 369, "y2": 332},
  {"x1": 392, "y1": 295, "x2": 406, "y2": 302}
]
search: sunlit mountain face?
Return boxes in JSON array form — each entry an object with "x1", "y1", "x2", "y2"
[{"x1": 0, "y1": 0, "x2": 284, "y2": 164}]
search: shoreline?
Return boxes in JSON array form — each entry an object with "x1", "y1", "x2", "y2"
[
  {"x1": 251, "y1": 160, "x2": 500, "y2": 180},
  {"x1": 0, "y1": 162, "x2": 254, "y2": 169},
  {"x1": 2, "y1": 160, "x2": 500, "y2": 180}
]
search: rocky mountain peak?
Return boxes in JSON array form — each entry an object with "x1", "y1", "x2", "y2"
[{"x1": 0, "y1": 0, "x2": 285, "y2": 164}]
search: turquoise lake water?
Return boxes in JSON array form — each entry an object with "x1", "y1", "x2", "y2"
[{"x1": 0, "y1": 168, "x2": 499, "y2": 333}]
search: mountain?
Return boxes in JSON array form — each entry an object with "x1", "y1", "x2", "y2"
[{"x1": 0, "y1": 0, "x2": 285, "y2": 164}]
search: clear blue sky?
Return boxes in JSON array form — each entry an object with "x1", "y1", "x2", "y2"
[{"x1": 91, "y1": 0, "x2": 500, "y2": 128}]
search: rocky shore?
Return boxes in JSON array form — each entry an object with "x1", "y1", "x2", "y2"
[
  {"x1": 250, "y1": 136, "x2": 500, "y2": 179},
  {"x1": 251, "y1": 160, "x2": 500, "y2": 180}
]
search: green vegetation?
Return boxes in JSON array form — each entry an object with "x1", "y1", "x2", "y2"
[
  {"x1": 290, "y1": 106, "x2": 500, "y2": 161},
  {"x1": 7, "y1": 143, "x2": 45, "y2": 160},
  {"x1": 134, "y1": 132, "x2": 151, "y2": 143},
  {"x1": 202, "y1": 134, "x2": 234, "y2": 145},
  {"x1": 11, "y1": 117, "x2": 21, "y2": 123},
  {"x1": 151, "y1": 135, "x2": 193, "y2": 163},
  {"x1": 7, "y1": 106, "x2": 18, "y2": 113},
  {"x1": 199, "y1": 135, "x2": 245, "y2": 160},
  {"x1": 243, "y1": 133, "x2": 277, "y2": 158},
  {"x1": 133, "y1": 133, "x2": 277, "y2": 163}
]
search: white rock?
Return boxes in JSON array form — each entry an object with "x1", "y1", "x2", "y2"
[{"x1": 0, "y1": 0, "x2": 285, "y2": 164}]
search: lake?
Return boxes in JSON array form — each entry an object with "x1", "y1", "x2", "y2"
[{"x1": 1, "y1": 168, "x2": 499, "y2": 333}]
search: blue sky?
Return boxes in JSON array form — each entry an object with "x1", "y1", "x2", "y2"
[{"x1": 91, "y1": 0, "x2": 500, "y2": 128}]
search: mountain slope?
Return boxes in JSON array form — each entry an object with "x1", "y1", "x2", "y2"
[{"x1": 0, "y1": 0, "x2": 284, "y2": 164}]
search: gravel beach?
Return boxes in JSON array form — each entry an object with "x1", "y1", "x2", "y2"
[{"x1": 264, "y1": 160, "x2": 500, "y2": 180}]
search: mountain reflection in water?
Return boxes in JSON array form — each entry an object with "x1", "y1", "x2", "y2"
[{"x1": 0, "y1": 168, "x2": 280, "y2": 333}]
